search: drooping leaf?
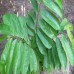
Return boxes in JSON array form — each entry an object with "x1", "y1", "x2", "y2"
[
  {"x1": 21, "y1": 43, "x2": 29, "y2": 74},
  {"x1": 6, "y1": 39, "x2": 17, "y2": 74},
  {"x1": 36, "y1": 36, "x2": 47, "y2": 55},
  {"x1": 56, "y1": 38, "x2": 67, "y2": 68},
  {"x1": 37, "y1": 29, "x2": 53, "y2": 49},
  {"x1": 38, "y1": 19, "x2": 58, "y2": 39},
  {"x1": 52, "y1": 42, "x2": 61, "y2": 69},
  {"x1": 60, "y1": 34, "x2": 74, "y2": 66},
  {"x1": 26, "y1": 15, "x2": 35, "y2": 30},
  {"x1": 34, "y1": 48, "x2": 44, "y2": 62},
  {"x1": 1, "y1": 38, "x2": 13, "y2": 62},
  {"x1": 43, "y1": 50, "x2": 54, "y2": 72},
  {"x1": 30, "y1": 47, "x2": 39, "y2": 72},
  {"x1": 27, "y1": 26, "x2": 35, "y2": 36},
  {"x1": 41, "y1": 9, "x2": 61, "y2": 30},
  {"x1": 12, "y1": 41, "x2": 23, "y2": 74},
  {"x1": 43, "y1": 0, "x2": 63, "y2": 18}
]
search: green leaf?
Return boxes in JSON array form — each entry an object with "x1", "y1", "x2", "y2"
[
  {"x1": 27, "y1": 15, "x2": 35, "y2": 30},
  {"x1": 43, "y1": 50, "x2": 54, "y2": 72},
  {"x1": 21, "y1": 43, "x2": 29, "y2": 74},
  {"x1": 41, "y1": 9, "x2": 60, "y2": 30},
  {"x1": 0, "y1": 35, "x2": 7, "y2": 43},
  {"x1": 30, "y1": 36, "x2": 37, "y2": 49},
  {"x1": 31, "y1": 0, "x2": 39, "y2": 12},
  {"x1": 55, "y1": 0, "x2": 63, "y2": 10},
  {"x1": 18, "y1": 16, "x2": 27, "y2": 38},
  {"x1": 27, "y1": 26, "x2": 35, "y2": 36},
  {"x1": 34, "y1": 48, "x2": 44, "y2": 62},
  {"x1": 18, "y1": 16, "x2": 30, "y2": 44},
  {"x1": 52, "y1": 43, "x2": 61, "y2": 69},
  {"x1": 43, "y1": 0, "x2": 63, "y2": 18},
  {"x1": 38, "y1": 19, "x2": 58, "y2": 39},
  {"x1": 3, "y1": 14, "x2": 21, "y2": 37},
  {"x1": 12, "y1": 41, "x2": 23, "y2": 74},
  {"x1": 60, "y1": 18, "x2": 68, "y2": 31},
  {"x1": 56, "y1": 38, "x2": 67, "y2": 69},
  {"x1": 48, "y1": 50, "x2": 55, "y2": 71},
  {"x1": 37, "y1": 29, "x2": 53, "y2": 49},
  {"x1": 37, "y1": 0, "x2": 42, "y2": 4},
  {"x1": 0, "y1": 24, "x2": 11, "y2": 35},
  {"x1": 28, "y1": 10, "x2": 36, "y2": 21},
  {"x1": 60, "y1": 35, "x2": 74, "y2": 66},
  {"x1": 0, "y1": 61, "x2": 5, "y2": 72},
  {"x1": 1, "y1": 38, "x2": 13, "y2": 62},
  {"x1": 30, "y1": 48, "x2": 39, "y2": 72},
  {"x1": 36, "y1": 36, "x2": 47, "y2": 55},
  {"x1": 6, "y1": 39, "x2": 17, "y2": 74}
]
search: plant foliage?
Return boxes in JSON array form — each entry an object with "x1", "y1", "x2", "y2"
[{"x1": 0, "y1": 0, "x2": 74, "y2": 74}]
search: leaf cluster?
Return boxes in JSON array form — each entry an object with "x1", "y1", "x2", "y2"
[{"x1": 0, "y1": 0, "x2": 74, "y2": 74}]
